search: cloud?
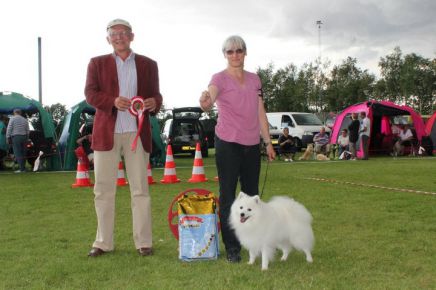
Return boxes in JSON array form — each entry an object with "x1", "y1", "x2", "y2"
[{"x1": 1, "y1": 0, "x2": 434, "y2": 108}]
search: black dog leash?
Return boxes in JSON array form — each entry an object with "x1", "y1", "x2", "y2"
[{"x1": 259, "y1": 159, "x2": 270, "y2": 198}]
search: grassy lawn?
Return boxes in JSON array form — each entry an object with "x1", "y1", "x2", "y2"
[{"x1": 0, "y1": 153, "x2": 435, "y2": 290}]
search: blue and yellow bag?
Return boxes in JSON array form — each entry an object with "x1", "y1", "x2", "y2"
[{"x1": 177, "y1": 192, "x2": 219, "y2": 261}]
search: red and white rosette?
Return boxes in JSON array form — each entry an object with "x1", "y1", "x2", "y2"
[
  {"x1": 129, "y1": 96, "x2": 145, "y2": 151},
  {"x1": 128, "y1": 96, "x2": 144, "y2": 116}
]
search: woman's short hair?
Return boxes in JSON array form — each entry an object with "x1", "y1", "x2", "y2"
[{"x1": 222, "y1": 35, "x2": 247, "y2": 54}]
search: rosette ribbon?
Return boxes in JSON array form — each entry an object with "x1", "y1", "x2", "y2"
[{"x1": 129, "y1": 96, "x2": 145, "y2": 151}]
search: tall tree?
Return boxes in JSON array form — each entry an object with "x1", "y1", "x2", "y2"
[
  {"x1": 44, "y1": 103, "x2": 68, "y2": 138},
  {"x1": 400, "y1": 53, "x2": 436, "y2": 113},
  {"x1": 325, "y1": 57, "x2": 375, "y2": 112},
  {"x1": 378, "y1": 47, "x2": 404, "y2": 103},
  {"x1": 257, "y1": 63, "x2": 275, "y2": 112}
]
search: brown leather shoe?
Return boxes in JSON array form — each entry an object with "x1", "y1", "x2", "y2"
[
  {"x1": 137, "y1": 247, "x2": 153, "y2": 256},
  {"x1": 88, "y1": 247, "x2": 106, "y2": 257}
]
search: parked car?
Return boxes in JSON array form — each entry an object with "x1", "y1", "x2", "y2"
[
  {"x1": 267, "y1": 112, "x2": 331, "y2": 150},
  {"x1": 162, "y1": 107, "x2": 209, "y2": 157},
  {"x1": 199, "y1": 118, "x2": 216, "y2": 149},
  {"x1": 268, "y1": 123, "x2": 282, "y2": 153}
]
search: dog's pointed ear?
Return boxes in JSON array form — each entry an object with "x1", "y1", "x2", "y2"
[
  {"x1": 253, "y1": 195, "x2": 260, "y2": 204},
  {"x1": 237, "y1": 191, "x2": 246, "y2": 199}
]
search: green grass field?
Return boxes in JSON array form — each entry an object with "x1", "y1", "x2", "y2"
[{"x1": 0, "y1": 154, "x2": 435, "y2": 290}]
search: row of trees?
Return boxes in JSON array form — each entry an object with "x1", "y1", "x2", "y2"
[
  {"x1": 257, "y1": 47, "x2": 436, "y2": 116},
  {"x1": 43, "y1": 47, "x2": 435, "y2": 136}
]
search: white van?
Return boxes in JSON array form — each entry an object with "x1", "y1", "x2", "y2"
[{"x1": 267, "y1": 112, "x2": 330, "y2": 150}]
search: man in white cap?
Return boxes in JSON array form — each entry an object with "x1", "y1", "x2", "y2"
[{"x1": 85, "y1": 18, "x2": 162, "y2": 257}]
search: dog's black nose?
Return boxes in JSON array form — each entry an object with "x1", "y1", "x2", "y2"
[{"x1": 240, "y1": 213, "x2": 245, "y2": 217}]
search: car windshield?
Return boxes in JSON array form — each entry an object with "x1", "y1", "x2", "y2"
[
  {"x1": 174, "y1": 111, "x2": 201, "y2": 119},
  {"x1": 292, "y1": 114, "x2": 323, "y2": 126}
]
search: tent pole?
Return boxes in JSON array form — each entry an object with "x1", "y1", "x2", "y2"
[{"x1": 38, "y1": 37, "x2": 42, "y2": 105}]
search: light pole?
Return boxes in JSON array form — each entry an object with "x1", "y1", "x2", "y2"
[
  {"x1": 316, "y1": 20, "x2": 323, "y2": 62},
  {"x1": 38, "y1": 37, "x2": 42, "y2": 104},
  {"x1": 316, "y1": 20, "x2": 323, "y2": 113}
]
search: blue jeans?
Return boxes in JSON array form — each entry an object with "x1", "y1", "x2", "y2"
[
  {"x1": 338, "y1": 145, "x2": 349, "y2": 157},
  {"x1": 215, "y1": 136, "x2": 261, "y2": 253},
  {"x1": 11, "y1": 135, "x2": 27, "y2": 171}
]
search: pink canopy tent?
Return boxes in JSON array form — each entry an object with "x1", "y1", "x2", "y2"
[
  {"x1": 425, "y1": 112, "x2": 436, "y2": 154},
  {"x1": 330, "y1": 100, "x2": 428, "y2": 158}
]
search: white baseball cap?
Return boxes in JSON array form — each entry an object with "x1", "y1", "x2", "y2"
[{"x1": 107, "y1": 19, "x2": 132, "y2": 30}]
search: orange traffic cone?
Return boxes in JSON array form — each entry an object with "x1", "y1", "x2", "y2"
[
  {"x1": 72, "y1": 158, "x2": 93, "y2": 188},
  {"x1": 117, "y1": 161, "x2": 128, "y2": 186},
  {"x1": 147, "y1": 163, "x2": 156, "y2": 185},
  {"x1": 188, "y1": 143, "x2": 208, "y2": 183},
  {"x1": 160, "y1": 144, "x2": 180, "y2": 184}
]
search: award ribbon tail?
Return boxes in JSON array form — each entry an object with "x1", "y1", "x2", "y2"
[{"x1": 131, "y1": 110, "x2": 144, "y2": 151}]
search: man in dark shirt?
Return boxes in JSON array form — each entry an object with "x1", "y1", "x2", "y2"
[
  {"x1": 278, "y1": 127, "x2": 297, "y2": 162},
  {"x1": 348, "y1": 113, "x2": 360, "y2": 160}
]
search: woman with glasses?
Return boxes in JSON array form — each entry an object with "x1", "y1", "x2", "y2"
[{"x1": 199, "y1": 35, "x2": 275, "y2": 263}]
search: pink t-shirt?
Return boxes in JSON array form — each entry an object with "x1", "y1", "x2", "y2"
[{"x1": 210, "y1": 70, "x2": 262, "y2": 145}]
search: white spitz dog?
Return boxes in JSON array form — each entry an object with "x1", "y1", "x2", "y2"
[{"x1": 230, "y1": 192, "x2": 314, "y2": 270}]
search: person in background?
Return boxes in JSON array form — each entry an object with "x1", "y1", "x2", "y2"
[
  {"x1": 313, "y1": 126, "x2": 330, "y2": 155},
  {"x1": 389, "y1": 120, "x2": 401, "y2": 147},
  {"x1": 391, "y1": 121, "x2": 401, "y2": 138},
  {"x1": 348, "y1": 113, "x2": 360, "y2": 160},
  {"x1": 393, "y1": 124, "x2": 414, "y2": 156},
  {"x1": 0, "y1": 114, "x2": 9, "y2": 170},
  {"x1": 337, "y1": 128, "x2": 350, "y2": 158},
  {"x1": 359, "y1": 111, "x2": 370, "y2": 160},
  {"x1": 199, "y1": 35, "x2": 275, "y2": 263},
  {"x1": 278, "y1": 127, "x2": 297, "y2": 162},
  {"x1": 75, "y1": 133, "x2": 93, "y2": 169},
  {"x1": 84, "y1": 18, "x2": 163, "y2": 257},
  {"x1": 6, "y1": 109, "x2": 29, "y2": 173}
]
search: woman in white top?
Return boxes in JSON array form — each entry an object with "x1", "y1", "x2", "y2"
[
  {"x1": 337, "y1": 129, "x2": 350, "y2": 158},
  {"x1": 393, "y1": 124, "x2": 413, "y2": 156}
]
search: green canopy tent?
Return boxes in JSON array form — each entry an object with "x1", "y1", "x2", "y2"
[
  {"x1": 58, "y1": 100, "x2": 94, "y2": 170},
  {"x1": 59, "y1": 100, "x2": 166, "y2": 170},
  {"x1": 0, "y1": 91, "x2": 61, "y2": 170}
]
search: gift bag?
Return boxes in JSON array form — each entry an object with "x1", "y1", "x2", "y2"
[{"x1": 178, "y1": 192, "x2": 219, "y2": 261}]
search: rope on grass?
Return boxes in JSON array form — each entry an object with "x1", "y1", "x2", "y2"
[{"x1": 305, "y1": 177, "x2": 436, "y2": 196}]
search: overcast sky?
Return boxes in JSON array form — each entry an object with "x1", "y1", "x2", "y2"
[{"x1": 1, "y1": 0, "x2": 435, "y2": 110}]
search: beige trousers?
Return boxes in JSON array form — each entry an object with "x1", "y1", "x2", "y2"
[{"x1": 92, "y1": 132, "x2": 152, "y2": 251}]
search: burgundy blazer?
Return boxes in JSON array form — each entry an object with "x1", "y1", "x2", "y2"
[{"x1": 84, "y1": 53, "x2": 162, "y2": 153}]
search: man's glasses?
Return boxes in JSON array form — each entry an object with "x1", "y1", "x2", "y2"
[
  {"x1": 225, "y1": 48, "x2": 244, "y2": 55},
  {"x1": 108, "y1": 31, "x2": 131, "y2": 38}
]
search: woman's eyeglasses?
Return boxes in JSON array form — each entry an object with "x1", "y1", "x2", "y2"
[{"x1": 225, "y1": 49, "x2": 244, "y2": 55}]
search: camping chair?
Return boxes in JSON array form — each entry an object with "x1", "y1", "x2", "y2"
[
  {"x1": 314, "y1": 143, "x2": 331, "y2": 157},
  {"x1": 402, "y1": 129, "x2": 419, "y2": 156}
]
